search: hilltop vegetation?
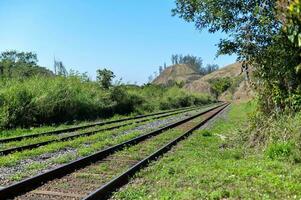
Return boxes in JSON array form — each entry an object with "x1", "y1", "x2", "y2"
[
  {"x1": 152, "y1": 54, "x2": 219, "y2": 87},
  {"x1": 152, "y1": 63, "x2": 202, "y2": 86}
]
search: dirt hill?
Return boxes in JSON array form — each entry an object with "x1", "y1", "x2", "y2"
[
  {"x1": 152, "y1": 64, "x2": 202, "y2": 85},
  {"x1": 153, "y1": 62, "x2": 254, "y2": 102}
]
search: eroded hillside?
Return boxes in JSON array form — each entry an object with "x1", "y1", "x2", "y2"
[
  {"x1": 153, "y1": 62, "x2": 254, "y2": 102},
  {"x1": 152, "y1": 64, "x2": 202, "y2": 85}
]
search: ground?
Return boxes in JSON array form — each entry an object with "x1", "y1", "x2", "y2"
[{"x1": 112, "y1": 102, "x2": 301, "y2": 199}]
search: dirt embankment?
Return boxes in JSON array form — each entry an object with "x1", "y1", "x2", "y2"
[
  {"x1": 152, "y1": 64, "x2": 201, "y2": 85},
  {"x1": 153, "y1": 62, "x2": 254, "y2": 102}
]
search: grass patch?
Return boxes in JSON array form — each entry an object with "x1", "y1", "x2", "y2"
[
  {"x1": 113, "y1": 102, "x2": 301, "y2": 199},
  {"x1": 0, "y1": 77, "x2": 213, "y2": 129},
  {"x1": 201, "y1": 130, "x2": 213, "y2": 137}
]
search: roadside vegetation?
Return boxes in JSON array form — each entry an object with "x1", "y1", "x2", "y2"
[
  {"x1": 0, "y1": 109, "x2": 201, "y2": 168},
  {"x1": 0, "y1": 50, "x2": 213, "y2": 130},
  {"x1": 113, "y1": 102, "x2": 301, "y2": 199},
  {"x1": 0, "y1": 108, "x2": 207, "y2": 184},
  {"x1": 171, "y1": 0, "x2": 301, "y2": 174}
]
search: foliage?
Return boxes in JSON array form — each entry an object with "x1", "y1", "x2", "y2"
[
  {"x1": 158, "y1": 86, "x2": 212, "y2": 109},
  {"x1": 110, "y1": 86, "x2": 145, "y2": 114},
  {"x1": 0, "y1": 76, "x2": 112, "y2": 128},
  {"x1": 202, "y1": 64, "x2": 219, "y2": 75},
  {"x1": 209, "y1": 77, "x2": 232, "y2": 98},
  {"x1": 278, "y1": 0, "x2": 301, "y2": 47},
  {"x1": 170, "y1": 54, "x2": 219, "y2": 75},
  {"x1": 240, "y1": 103, "x2": 301, "y2": 152},
  {"x1": 172, "y1": 0, "x2": 301, "y2": 113},
  {"x1": 171, "y1": 54, "x2": 203, "y2": 72},
  {"x1": 265, "y1": 142, "x2": 295, "y2": 160},
  {"x1": 0, "y1": 77, "x2": 212, "y2": 129},
  {"x1": 278, "y1": 0, "x2": 301, "y2": 73},
  {"x1": 96, "y1": 68, "x2": 115, "y2": 89},
  {"x1": 0, "y1": 50, "x2": 53, "y2": 79},
  {"x1": 172, "y1": 0, "x2": 280, "y2": 60},
  {"x1": 54, "y1": 59, "x2": 68, "y2": 76},
  {"x1": 113, "y1": 103, "x2": 301, "y2": 199}
]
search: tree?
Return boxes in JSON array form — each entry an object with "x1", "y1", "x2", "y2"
[
  {"x1": 172, "y1": 0, "x2": 301, "y2": 112},
  {"x1": 148, "y1": 75, "x2": 153, "y2": 83},
  {"x1": 96, "y1": 68, "x2": 115, "y2": 89},
  {"x1": 205, "y1": 64, "x2": 219, "y2": 74},
  {"x1": 54, "y1": 59, "x2": 68, "y2": 76},
  {"x1": 278, "y1": 0, "x2": 301, "y2": 73},
  {"x1": 0, "y1": 50, "x2": 52, "y2": 79},
  {"x1": 172, "y1": 0, "x2": 280, "y2": 61},
  {"x1": 159, "y1": 66, "x2": 163, "y2": 74},
  {"x1": 170, "y1": 54, "x2": 203, "y2": 72},
  {"x1": 209, "y1": 78, "x2": 232, "y2": 99}
]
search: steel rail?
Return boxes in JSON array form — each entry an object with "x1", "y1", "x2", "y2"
[
  {"x1": 0, "y1": 106, "x2": 198, "y2": 143},
  {"x1": 0, "y1": 106, "x2": 199, "y2": 155},
  {"x1": 84, "y1": 103, "x2": 229, "y2": 200},
  {"x1": 0, "y1": 103, "x2": 225, "y2": 200}
]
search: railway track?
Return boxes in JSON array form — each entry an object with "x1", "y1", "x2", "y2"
[
  {"x1": 0, "y1": 106, "x2": 198, "y2": 144},
  {"x1": 0, "y1": 106, "x2": 202, "y2": 155},
  {"x1": 0, "y1": 103, "x2": 228, "y2": 200}
]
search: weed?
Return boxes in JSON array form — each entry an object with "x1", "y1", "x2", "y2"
[
  {"x1": 201, "y1": 130, "x2": 213, "y2": 137},
  {"x1": 0, "y1": 77, "x2": 213, "y2": 129},
  {"x1": 112, "y1": 102, "x2": 301, "y2": 199}
]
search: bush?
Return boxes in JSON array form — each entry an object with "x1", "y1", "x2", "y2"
[
  {"x1": 110, "y1": 86, "x2": 145, "y2": 114},
  {"x1": 159, "y1": 87, "x2": 212, "y2": 109},
  {"x1": 0, "y1": 76, "x2": 112, "y2": 128},
  {"x1": 266, "y1": 142, "x2": 294, "y2": 160},
  {"x1": 209, "y1": 77, "x2": 232, "y2": 98},
  {"x1": 201, "y1": 130, "x2": 213, "y2": 137},
  {"x1": 0, "y1": 77, "x2": 213, "y2": 129}
]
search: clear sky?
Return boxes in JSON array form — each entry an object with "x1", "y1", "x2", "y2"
[{"x1": 0, "y1": 0, "x2": 236, "y2": 84}]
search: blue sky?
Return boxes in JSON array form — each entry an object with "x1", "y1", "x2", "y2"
[{"x1": 0, "y1": 0, "x2": 236, "y2": 84}]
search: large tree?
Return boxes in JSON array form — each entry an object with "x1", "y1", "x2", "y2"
[
  {"x1": 172, "y1": 0, "x2": 280, "y2": 60},
  {"x1": 0, "y1": 50, "x2": 53, "y2": 78},
  {"x1": 96, "y1": 68, "x2": 115, "y2": 89},
  {"x1": 172, "y1": 0, "x2": 301, "y2": 112}
]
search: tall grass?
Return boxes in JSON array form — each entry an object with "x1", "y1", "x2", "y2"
[{"x1": 0, "y1": 77, "x2": 213, "y2": 129}]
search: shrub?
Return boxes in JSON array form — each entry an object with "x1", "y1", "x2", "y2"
[
  {"x1": 110, "y1": 86, "x2": 145, "y2": 114},
  {"x1": 201, "y1": 130, "x2": 213, "y2": 137},
  {"x1": 209, "y1": 77, "x2": 232, "y2": 98},
  {"x1": 159, "y1": 87, "x2": 212, "y2": 109},
  {"x1": 0, "y1": 78, "x2": 213, "y2": 129},
  {"x1": 266, "y1": 142, "x2": 294, "y2": 160},
  {"x1": 0, "y1": 76, "x2": 112, "y2": 128}
]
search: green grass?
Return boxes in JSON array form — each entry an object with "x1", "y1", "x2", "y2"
[
  {"x1": 0, "y1": 106, "x2": 207, "y2": 168},
  {"x1": 0, "y1": 113, "x2": 133, "y2": 138},
  {"x1": 0, "y1": 121, "x2": 148, "y2": 167},
  {"x1": 0, "y1": 76, "x2": 213, "y2": 129},
  {"x1": 34, "y1": 120, "x2": 193, "y2": 192},
  {"x1": 113, "y1": 102, "x2": 301, "y2": 199},
  {"x1": 0, "y1": 107, "x2": 211, "y2": 184},
  {"x1": 0, "y1": 115, "x2": 157, "y2": 150}
]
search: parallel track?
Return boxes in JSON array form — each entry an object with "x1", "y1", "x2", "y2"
[
  {"x1": 0, "y1": 106, "x2": 197, "y2": 144},
  {"x1": 0, "y1": 106, "x2": 201, "y2": 155},
  {"x1": 86, "y1": 103, "x2": 229, "y2": 200},
  {"x1": 0, "y1": 103, "x2": 228, "y2": 199}
]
